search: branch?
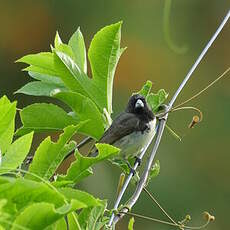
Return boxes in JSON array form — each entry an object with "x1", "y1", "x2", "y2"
[
  {"x1": 109, "y1": 8, "x2": 230, "y2": 227},
  {"x1": 113, "y1": 115, "x2": 168, "y2": 224},
  {"x1": 63, "y1": 136, "x2": 92, "y2": 160},
  {"x1": 168, "y1": 9, "x2": 230, "y2": 108},
  {"x1": 107, "y1": 125, "x2": 158, "y2": 226}
]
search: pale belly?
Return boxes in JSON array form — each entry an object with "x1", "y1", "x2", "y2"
[{"x1": 113, "y1": 118, "x2": 157, "y2": 159}]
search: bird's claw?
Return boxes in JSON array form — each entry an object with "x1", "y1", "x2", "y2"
[
  {"x1": 134, "y1": 156, "x2": 142, "y2": 166},
  {"x1": 129, "y1": 167, "x2": 136, "y2": 175}
]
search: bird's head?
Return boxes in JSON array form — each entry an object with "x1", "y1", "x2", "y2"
[{"x1": 126, "y1": 94, "x2": 154, "y2": 121}]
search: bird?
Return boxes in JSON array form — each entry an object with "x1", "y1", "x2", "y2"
[{"x1": 88, "y1": 94, "x2": 156, "y2": 166}]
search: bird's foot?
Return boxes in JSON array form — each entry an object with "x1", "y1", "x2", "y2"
[
  {"x1": 125, "y1": 160, "x2": 136, "y2": 175},
  {"x1": 129, "y1": 167, "x2": 136, "y2": 175},
  {"x1": 134, "y1": 156, "x2": 142, "y2": 166}
]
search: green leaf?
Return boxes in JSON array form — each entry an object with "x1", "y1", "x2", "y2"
[
  {"x1": 53, "y1": 91, "x2": 104, "y2": 139},
  {"x1": 78, "y1": 208, "x2": 92, "y2": 229},
  {"x1": 55, "y1": 43, "x2": 76, "y2": 61},
  {"x1": 128, "y1": 217, "x2": 135, "y2": 230},
  {"x1": 0, "y1": 199, "x2": 9, "y2": 216},
  {"x1": 58, "y1": 188, "x2": 102, "y2": 207},
  {"x1": 0, "y1": 177, "x2": 66, "y2": 212},
  {"x1": 78, "y1": 200, "x2": 107, "y2": 230},
  {"x1": 26, "y1": 125, "x2": 80, "y2": 181},
  {"x1": 15, "y1": 81, "x2": 67, "y2": 96},
  {"x1": 147, "y1": 89, "x2": 168, "y2": 112},
  {"x1": 17, "y1": 22, "x2": 124, "y2": 116},
  {"x1": 110, "y1": 158, "x2": 130, "y2": 175},
  {"x1": 146, "y1": 160, "x2": 160, "y2": 186},
  {"x1": 28, "y1": 72, "x2": 65, "y2": 86},
  {"x1": 68, "y1": 27, "x2": 87, "y2": 73},
  {"x1": 1, "y1": 132, "x2": 33, "y2": 171},
  {"x1": 16, "y1": 52, "x2": 57, "y2": 76},
  {"x1": 0, "y1": 199, "x2": 11, "y2": 230},
  {"x1": 87, "y1": 200, "x2": 107, "y2": 230},
  {"x1": 0, "y1": 177, "x2": 101, "y2": 227},
  {"x1": 150, "y1": 160, "x2": 160, "y2": 179},
  {"x1": 53, "y1": 51, "x2": 88, "y2": 94},
  {"x1": 16, "y1": 103, "x2": 79, "y2": 135},
  {"x1": 0, "y1": 199, "x2": 7, "y2": 213},
  {"x1": 136, "y1": 80, "x2": 152, "y2": 97},
  {"x1": 88, "y1": 21, "x2": 124, "y2": 114},
  {"x1": 58, "y1": 144, "x2": 120, "y2": 183},
  {"x1": 67, "y1": 212, "x2": 81, "y2": 230},
  {"x1": 12, "y1": 200, "x2": 84, "y2": 230},
  {"x1": 0, "y1": 96, "x2": 16, "y2": 154},
  {"x1": 165, "y1": 124, "x2": 182, "y2": 141},
  {"x1": 54, "y1": 168, "x2": 93, "y2": 187},
  {"x1": 51, "y1": 180, "x2": 74, "y2": 188},
  {"x1": 55, "y1": 31, "x2": 63, "y2": 48},
  {"x1": 47, "y1": 217, "x2": 66, "y2": 230},
  {"x1": 53, "y1": 50, "x2": 105, "y2": 112}
]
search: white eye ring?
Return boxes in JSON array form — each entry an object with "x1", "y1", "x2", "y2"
[{"x1": 135, "y1": 99, "x2": 144, "y2": 109}]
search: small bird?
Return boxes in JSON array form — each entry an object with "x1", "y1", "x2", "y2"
[{"x1": 88, "y1": 94, "x2": 156, "y2": 163}]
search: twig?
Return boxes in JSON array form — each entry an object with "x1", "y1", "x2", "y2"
[
  {"x1": 119, "y1": 211, "x2": 212, "y2": 229},
  {"x1": 107, "y1": 124, "x2": 158, "y2": 226},
  {"x1": 120, "y1": 211, "x2": 177, "y2": 227},
  {"x1": 143, "y1": 187, "x2": 177, "y2": 225},
  {"x1": 173, "y1": 66, "x2": 230, "y2": 110},
  {"x1": 171, "y1": 106, "x2": 203, "y2": 122},
  {"x1": 165, "y1": 123, "x2": 182, "y2": 141},
  {"x1": 26, "y1": 136, "x2": 93, "y2": 167},
  {"x1": 156, "y1": 66, "x2": 230, "y2": 119},
  {"x1": 64, "y1": 216, "x2": 69, "y2": 230},
  {"x1": 109, "y1": 9, "x2": 230, "y2": 227},
  {"x1": 64, "y1": 136, "x2": 92, "y2": 160},
  {"x1": 112, "y1": 114, "x2": 168, "y2": 225}
]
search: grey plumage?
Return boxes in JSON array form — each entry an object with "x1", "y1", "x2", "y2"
[{"x1": 88, "y1": 94, "x2": 156, "y2": 158}]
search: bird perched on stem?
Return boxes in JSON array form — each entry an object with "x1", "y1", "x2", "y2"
[{"x1": 88, "y1": 94, "x2": 156, "y2": 167}]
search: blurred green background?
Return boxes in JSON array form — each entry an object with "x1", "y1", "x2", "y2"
[{"x1": 0, "y1": 1, "x2": 230, "y2": 229}]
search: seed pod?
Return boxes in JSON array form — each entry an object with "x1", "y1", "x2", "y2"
[
  {"x1": 188, "y1": 115, "x2": 200, "y2": 128},
  {"x1": 185, "y1": 214, "x2": 191, "y2": 221},
  {"x1": 203, "y1": 211, "x2": 215, "y2": 222},
  {"x1": 116, "y1": 173, "x2": 125, "y2": 197}
]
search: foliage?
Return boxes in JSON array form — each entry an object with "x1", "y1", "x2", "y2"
[
  {"x1": 0, "y1": 96, "x2": 17, "y2": 154},
  {"x1": 146, "y1": 160, "x2": 160, "y2": 186},
  {"x1": 16, "y1": 22, "x2": 125, "y2": 138},
  {"x1": 0, "y1": 22, "x2": 167, "y2": 229}
]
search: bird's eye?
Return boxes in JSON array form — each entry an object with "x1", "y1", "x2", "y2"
[{"x1": 135, "y1": 99, "x2": 144, "y2": 109}]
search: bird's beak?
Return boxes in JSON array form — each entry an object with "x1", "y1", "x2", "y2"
[{"x1": 135, "y1": 99, "x2": 144, "y2": 109}]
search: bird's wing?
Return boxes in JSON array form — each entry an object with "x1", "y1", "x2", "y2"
[
  {"x1": 99, "y1": 112, "x2": 140, "y2": 145},
  {"x1": 87, "y1": 112, "x2": 140, "y2": 157}
]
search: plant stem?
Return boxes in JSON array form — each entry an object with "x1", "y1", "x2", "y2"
[
  {"x1": 110, "y1": 8, "x2": 230, "y2": 227},
  {"x1": 120, "y1": 211, "x2": 211, "y2": 230},
  {"x1": 143, "y1": 187, "x2": 177, "y2": 225},
  {"x1": 107, "y1": 125, "x2": 157, "y2": 226},
  {"x1": 173, "y1": 66, "x2": 230, "y2": 109},
  {"x1": 113, "y1": 115, "x2": 168, "y2": 225},
  {"x1": 64, "y1": 136, "x2": 92, "y2": 160},
  {"x1": 120, "y1": 211, "x2": 177, "y2": 227}
]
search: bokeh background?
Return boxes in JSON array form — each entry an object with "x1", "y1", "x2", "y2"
[{"x1": 0, "y1": 1, "x2": 230, "y2": 229}]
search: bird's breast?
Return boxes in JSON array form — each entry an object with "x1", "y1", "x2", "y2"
[{"x1": 113, "y1": 118, "x2": 156, "y2": 159}]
